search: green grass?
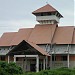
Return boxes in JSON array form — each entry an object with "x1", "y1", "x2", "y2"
[{"x1": 21, "y1": 67, "x2": 75, "y2": 75}]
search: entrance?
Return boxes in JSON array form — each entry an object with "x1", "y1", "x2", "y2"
[{"x1": 30, "y1": 64, "x2": 36, "y2": 72}]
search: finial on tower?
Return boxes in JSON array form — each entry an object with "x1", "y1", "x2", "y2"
[{"x1": 46, "y1": 1, "x2": 48, "y2": 4}]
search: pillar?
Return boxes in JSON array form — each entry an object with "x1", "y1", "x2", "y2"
[
  {"x1": 40, "y1": 62, "x2": 42, "y2": 70},
  {"x1": 36, "y1": 55, "x2": 39, "y2": 72},
  {"x1": 43, "y1": 57, "x2": 45, "y2": 70},
  {"x1": 8, "y1": 56, "x2": 10, "y2": 63},
  {"x1": 50, "y1": 54, "x2": 52, "y2": 69},
  {"x1": 25, "y1": 58, "x2": 27, "y2": 71},
  {"x1": 14, "y1": 57, "x2": 16, "y2": 63},
  {"x1": 46, "y1": 56, "x2": 48, "y2": 69},
  {"x1": 67, "y1": 54, "x2": 69, "y2": 68},
  {"x1": 67, "y1": 44, "x2": 70, "y2": 68}
]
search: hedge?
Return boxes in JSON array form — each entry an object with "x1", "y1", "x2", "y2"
[
  {"x1": 0, "y1": 61, "x2": 23, "y2": 75},
  {"x1": 0, "y1": 61, "x2": 75, "y2": 75}
]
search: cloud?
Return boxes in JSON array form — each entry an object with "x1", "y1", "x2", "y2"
[{"x1": 0, "y1": 0, "x2": 74, "y2": 36}]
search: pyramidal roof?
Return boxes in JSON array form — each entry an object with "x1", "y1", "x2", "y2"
[{"x1": 32, "y1": 4, "x2": 57, "y2": 14}]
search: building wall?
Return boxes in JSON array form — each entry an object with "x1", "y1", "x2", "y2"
[
  {"x1": 0, "y1": 45, "x2": 75, "y2": 69},
  {"x1": 38, "y1": 44, "x2": 75, "y2": 55},
  {"x1": 38, "y1": 44, "x2": 75, "y2": 68}
]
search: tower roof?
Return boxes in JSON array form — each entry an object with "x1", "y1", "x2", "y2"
[
  {"x1": 32, "y1": 4, "x2": 56, "y2": 14},
  {"x1": 32, "y1": 4, "x2": 63, "y2": 17}
]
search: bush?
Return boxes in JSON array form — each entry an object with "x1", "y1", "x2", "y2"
[
  {"x1": 0, "y1": 61, "x2": 23, "y2": 75},
  {"x1": 0, "y1": 62, "x2": 75, "y2": 75},
  {"x1": 8, "y1": 62, "x2": 23, "y2": 75},
  {"x1": 23, "y1": 67, "x2": 75, "y2": 75}
]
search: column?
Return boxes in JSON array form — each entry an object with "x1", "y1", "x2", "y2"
[
  {"x1": 46, "y1": 56, "x2": 48, "y2": 69},
  {"x1": 67, "y1": 54, "x2": 69, "y2": 68},
  {"x1": 67, "y1": 44, "x2": 70, "y2": 68},
  {"x1": 14, "y1": 57, "x2": 16, "y2": 63},
  {"x1": 25, "y1": 58, "x2": 27, "y2": 71},
  {"x1": 8, "y1": 56, "x2": 10, "y2": 63},
  {"x1": 36, "y1": 55, "x2": 39, "y2": 72},
  {"x1": 43, "y1": 57, "x2": 45, "y2": 70},
  {"x1": 50, "y1": 54, "x2": 52, "y2": 69},
  {"x1": 41, "y1": 62, "x2": 42, "y2": 70}
]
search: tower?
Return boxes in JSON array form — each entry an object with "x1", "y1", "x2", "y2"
[{"x1": 32, "y1": 4, "x2": 63, "y2": 24}]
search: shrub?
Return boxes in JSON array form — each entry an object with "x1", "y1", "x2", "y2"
[
  {"x1": 8, "y1": 62, "x2": 23, "y2": 75},
  {"x1": 23, "y1": 67, "x2": 75, "y2": 75},
  {"x1": 0, "y1": 66, "x2": 9, "y2": 75},
  {"x1": 0, "y1": 61, "x2": 23, "y2": 75}
]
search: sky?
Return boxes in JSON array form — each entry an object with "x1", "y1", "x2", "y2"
[{"x1": 0, "y1": 0, "x2": 74, "y2": 37}]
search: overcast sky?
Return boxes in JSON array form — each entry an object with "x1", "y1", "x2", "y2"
[{"x1": 0, "y1": 0, "x2": 74, "y2": 37}]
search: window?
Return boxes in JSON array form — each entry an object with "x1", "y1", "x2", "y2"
[
  {"x1": 61, "y1": 56, "x2": 67, "y2": 61},
  {"x1": 1, "y1": 56, "x2": 5, "y2": 61}
]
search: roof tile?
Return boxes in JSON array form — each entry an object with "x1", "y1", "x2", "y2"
[
  {"x1": 28, "y1": 24, "x2": 57, "y2": 44},
  {"x1": 52, "y1": 26, "x2": 74, "y2": 44},
  {"x1": 32, "y1": 4, "x2": 57, "y2": 14},
  {"x1": 0, "y1": 32, "x2": 17, "y2": 46},
  {"x1": 10, "y1": 28, "x2": 33, "y2": 45}
]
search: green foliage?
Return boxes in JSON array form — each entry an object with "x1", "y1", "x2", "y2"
[
  {"x1": 0, "y1": 66, "x2": 9, "y2": 75},
  {"x1": 0, "y1": 61, "x2": 75, "y2": 75},
  {"x1": 7, "y1": 62, "x2": 23, "y2": 75},
  {"x1": 23, "y1": 67, "x2": 75, "y2": 75},
  {"x1": 0, "y1": 61, "x2": 23, "y2": 75}
]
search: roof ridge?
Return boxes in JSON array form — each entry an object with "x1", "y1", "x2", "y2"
[{"x1": 19, "y1": 28, "x2": 33, "y2": 30}]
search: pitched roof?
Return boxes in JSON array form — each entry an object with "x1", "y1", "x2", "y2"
[
  {"x1": 52, "y1": 26, "x2": 74, "y2": 44},
  {"x1": 27, "y1": 41, "x2": 50, "y2": 56},
  {"x1": 10, "y1": 28, "x2": 33, "y2": 45},
  {"x1": 8, "y1": 40, "x2": 50, "y2": 56},
  {"x1": 0, "y1": 32, "x2": 17, "y2": 46},
  {"x1": 0, "y1": 25, "x2": 75, "y2": 46},
  {"x1": 32, "y1": 4, "x2": 57, "y2": 14},
  {"x1": 28, "y1": 24, "x2": 57, "y2": 44}
]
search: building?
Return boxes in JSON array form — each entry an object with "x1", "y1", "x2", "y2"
[{"x1": 0, "y1": 4, "x2": 75, "y2": 72}]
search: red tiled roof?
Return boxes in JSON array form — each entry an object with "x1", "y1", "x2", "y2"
[
  {"x1": 28, "y1": 24, "x2": 57, "y2": 44},
  {"x1": 0, "y1": 32, "x2": 17, "y2": 46},
  {"x1": 27, "y1": 41, "x2": 50, "y2": 56},
  {"x1": 0, "y1": 25, "x2": 75, "y2": 46},
  {"x1": 10, "y1": 28, "x2": 33, "y2": 45},
  {"x1": 32, "y1": 4, "x2": 57, "y2": 14},
  {"x1": 52, "y1": 26, "x2": 74, "y2": 44}
]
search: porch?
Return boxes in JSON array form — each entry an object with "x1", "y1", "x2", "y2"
[{"x1": 7, "y1": 40, "x2": 50, "y2": 72}]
